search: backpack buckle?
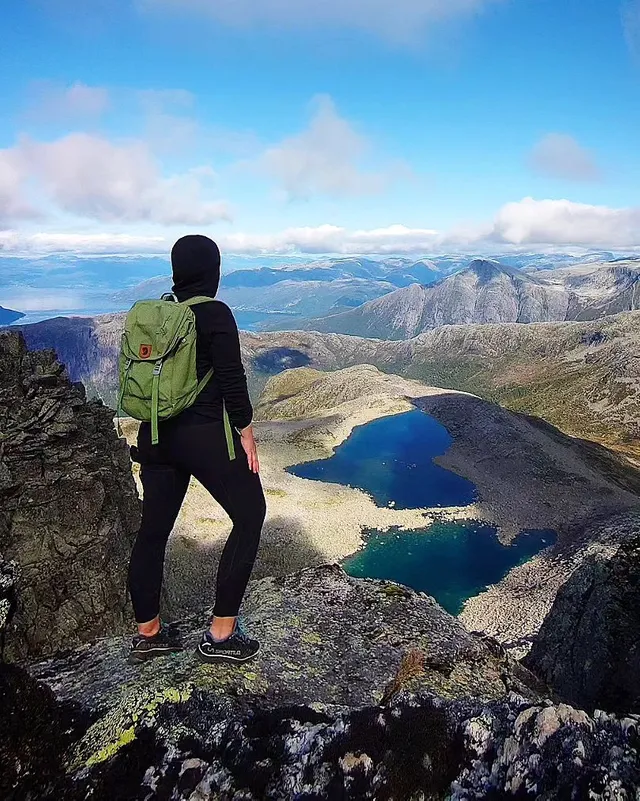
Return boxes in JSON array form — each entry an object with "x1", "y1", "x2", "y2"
[{"x1": 153, "y1": 360, "x2": 163, "y2": 376}]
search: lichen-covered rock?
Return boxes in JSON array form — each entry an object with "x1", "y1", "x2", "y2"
[
  {"x1": 525, "y1": 522, "x2": 640, "y2": 715},
  {"x1": 30, "y1": 566, "x2": 543, "y2": 723},
  {"x1": 0, "y1": 558, "x2": 18, "y2": 652},
  {"x1": 0, "y1": 331, "x2": 141, "y2": 660},
  {"x1": 450, "y1": 698, "x2": 640, "y2": 799},
  {"x1": 1, "y1": 566, "x2": 638, "y2": 799}
]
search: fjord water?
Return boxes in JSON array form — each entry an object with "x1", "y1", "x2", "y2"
[
  {"x1": 288, "y1": 409, "x2": 476, "y2": 509},
  {"x1": 343, "y1": 524, "x2": 556, "y2": 615}
]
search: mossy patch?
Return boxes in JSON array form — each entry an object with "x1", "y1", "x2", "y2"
[
  {"x1": 86, "y1": 726, "x2": 136, "y2": 767},
  {"x1": 381, "y1": 584, "x2": 412, "y2": 599},
  {"x1": 77, "y1": 684, "x2": 194, "y2": 770}
]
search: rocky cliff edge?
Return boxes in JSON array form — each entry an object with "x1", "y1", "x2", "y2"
[
  {"x1": 2, "y1": 563, "x2": 639, "y2": 800},
  {"x1": 0, "y1": 330, "x2": 141, "y2": 660}
]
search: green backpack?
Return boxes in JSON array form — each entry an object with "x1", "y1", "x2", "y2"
[{"x1": 117, "y1": 294, "x2": 235, "y2": 458}]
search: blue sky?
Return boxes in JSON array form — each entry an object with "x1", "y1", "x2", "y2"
[{"x1": 1, "y1": 0, "x2": 639, "y2": 256}]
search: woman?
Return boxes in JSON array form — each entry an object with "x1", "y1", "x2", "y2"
[{"x1": 127, "y1": 234, "x2": 266, "y2": 664}]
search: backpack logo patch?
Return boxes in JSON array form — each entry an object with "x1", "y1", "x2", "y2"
[{"x1": 139, "y1": 344, "x2": 152, "y2": 359}]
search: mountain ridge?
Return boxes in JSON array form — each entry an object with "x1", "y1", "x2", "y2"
[
  {"x1": 295, "y1": 259, "x2": 574, "y2": 339},
  {"x1": 17, "y1": 310, "x2": 640, "y2": 457}
]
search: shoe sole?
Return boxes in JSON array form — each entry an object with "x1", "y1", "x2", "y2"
[
  {"x1": 196, "y1": 643, "x2": 260, "y2": 665},
  {"x1": 128, "y1": 647, "x2": 184, "y2": 665}
]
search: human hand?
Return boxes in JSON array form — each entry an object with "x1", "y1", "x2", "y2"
[{"x1": 240, "y1": 425, "x2": 260, "y2": 474}]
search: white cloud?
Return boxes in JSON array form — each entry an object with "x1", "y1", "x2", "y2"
[
  {"x1": 255, "y1": 95, "x2": 407, "y2": 200},
  {"x1": 0, "y1": 231, "x2": 170, "y2": 255},
  {"x1": 3, "y1": 199, "x2": 639, "y2": 257},
  {"x1": 25, "y1": 81, "x2": 110, "y2": 122},
  {"x1": 487, "y1": 198, "x2": 640, "y2": 247},
  {"x1": 218, "y1": 224, "x2": 440, "y2": 254},
  {"x1": 140, "y1": 0, "x2": 506, "y2": 42},
  {"x1": 529, "y1": 134, "x2": 602, "y2": 182},
  {"x1": 0, "y1": 133, "x2": 230, "y2": 226},
  {"x1": 0, "y1": 150, "x2": 37, "y2": 223}
]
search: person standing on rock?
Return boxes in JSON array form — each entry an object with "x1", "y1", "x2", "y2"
[{"x1": 127, "y1": 235, "x2": 266, "y2": 664}]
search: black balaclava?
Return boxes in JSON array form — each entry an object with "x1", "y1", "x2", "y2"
[{"x1": 171, "y1": 235, "x2": 221, "y2": 301}]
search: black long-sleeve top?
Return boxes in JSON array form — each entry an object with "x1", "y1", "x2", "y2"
[
  {"x1": 179, "y1": 300, "x2": 253, "y2": 431},
  {"x1": 167, "y1": 234, "x2": 252, "y2": 431}
]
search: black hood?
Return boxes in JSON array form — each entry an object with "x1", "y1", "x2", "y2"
[{"x1": 171, "y1": 235, "x2": 221, "y2": 301}]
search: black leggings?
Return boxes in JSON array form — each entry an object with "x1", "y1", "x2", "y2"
[{"x1": 128, "y1": 420, "x2": 266, "y2": 623}]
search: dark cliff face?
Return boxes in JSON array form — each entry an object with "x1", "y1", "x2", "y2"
[
  {"x1": 0, "y1": 331, "x2": 141, "y2": 660},
  {"x1": 525, "y1": 511, "x2": 640, "y2": 715}
]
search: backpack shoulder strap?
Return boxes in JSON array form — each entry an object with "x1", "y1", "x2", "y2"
[
  {"x1": 180, "y1": 296, "x2": 236, "y2": 460},
  {"x1": 182, "y1": 296, "x2": 217, "y2": 308}
]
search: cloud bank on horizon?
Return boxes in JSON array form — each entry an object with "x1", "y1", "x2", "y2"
[
  {"x1": 0, "y1": 0, "x2": 639, "y2": 258},
  {"x1": 3, "y1": 198, "x2": 639, "y2": 256}
]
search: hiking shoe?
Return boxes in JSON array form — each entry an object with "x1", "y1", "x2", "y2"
[
  {"x1": 197, "y1": 627, "x2": 260, "y2": 664},
  {"x1": 129, "y1": 626, "x2": 184, "y2": 663}
]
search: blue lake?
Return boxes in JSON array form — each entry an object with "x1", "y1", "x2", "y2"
[
  {"x1": 289, "y1": 409, "x2": 557, "y2": 612},
  {"x1": 288, "y1": 409, "x2": 477, "y2": 509},
  {"x1": 344, "y1": 524, "x2": 556, "y2": 615}
]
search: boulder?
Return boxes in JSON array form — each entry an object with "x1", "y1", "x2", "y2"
[
  {"x1": 0, "y1": 331, "x2": 141, "y2": 660},
  {"x1": 525, "y1": 516, "x2": 640, "y2": 714}
]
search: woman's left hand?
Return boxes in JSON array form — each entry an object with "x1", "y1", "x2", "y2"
[{"x1": 240, "y1": 425, "x2": 260, "y2": 474}]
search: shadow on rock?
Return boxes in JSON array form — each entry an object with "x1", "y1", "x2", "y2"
[{"x1": 162, "y1": 515, "x2": 331, "y2": 620}]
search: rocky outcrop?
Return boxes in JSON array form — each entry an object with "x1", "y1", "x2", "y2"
[
  {"x1": 0, "y1": 331, "x2": 140, "y2": 660},
  {"x1": 525, "y1": 525, "x2": 640, "y2": 715},
  {"x1": 0, "y1": 558, "x2": 18, "y2": 654},
  {"x1": 2, "y1": 566, "x2": 639, "y2": 800},
  {"x1": 544, "y1": 260, "x2": 640, "y2": 321}
]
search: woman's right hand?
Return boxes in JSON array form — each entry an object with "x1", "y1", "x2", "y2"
[{"x1": 240, "y1": 425, "x2": 260, "y2": 474}]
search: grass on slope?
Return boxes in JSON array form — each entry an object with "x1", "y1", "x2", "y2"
[{"x1": 397, "y1": 356, "x2": 639, "y2": 460}]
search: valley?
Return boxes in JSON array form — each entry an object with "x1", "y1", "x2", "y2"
[
  {"x1": 8, "y1": 259, "x2": 640, "y2": 653},
  {"x1": 19, "y1": 309, "x2": 640, "y2": 458},
  {"x1": 116, "y1": 362, "x2": 639, "y2": 654}
]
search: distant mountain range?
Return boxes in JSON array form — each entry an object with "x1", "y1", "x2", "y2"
[
  {"x1": 0, "y1": 306, "x2": 24, "y2": 325},
  {"x1": 221, "y1": 257, "x2": 442, "y2": 289},
  {"x1": 111, "y1": 255, "x2": 637, "y2": 335},
  {"x1": 287, "y1": 259, "x2": 640, "y2": 339},
  {"x1": 113, "y1": 276, "x2": 398, "y2": 322},
  {"x1": 534, "y1": 260, "x2": 640, "y2": 321},
  {"x1": 111, "y1": 257, "x2": 442, "y2": 303},
  {"x1": 3, "y1": 251, "x2": 633, "y2": 330},
  {"x1": 292, "y1": 259, "x2": 570, "y2": 339}
]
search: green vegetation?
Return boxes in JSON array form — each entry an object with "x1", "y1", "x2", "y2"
[
  {"x1": 384, "y1": 351, "x2": 639, "y2": 460},
  {"x1": 265, "y1": 488, "x2": 288, "y2": 498},
  {"x1": 86, "y1": 726, "x2": 136, "y2": 768}
]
